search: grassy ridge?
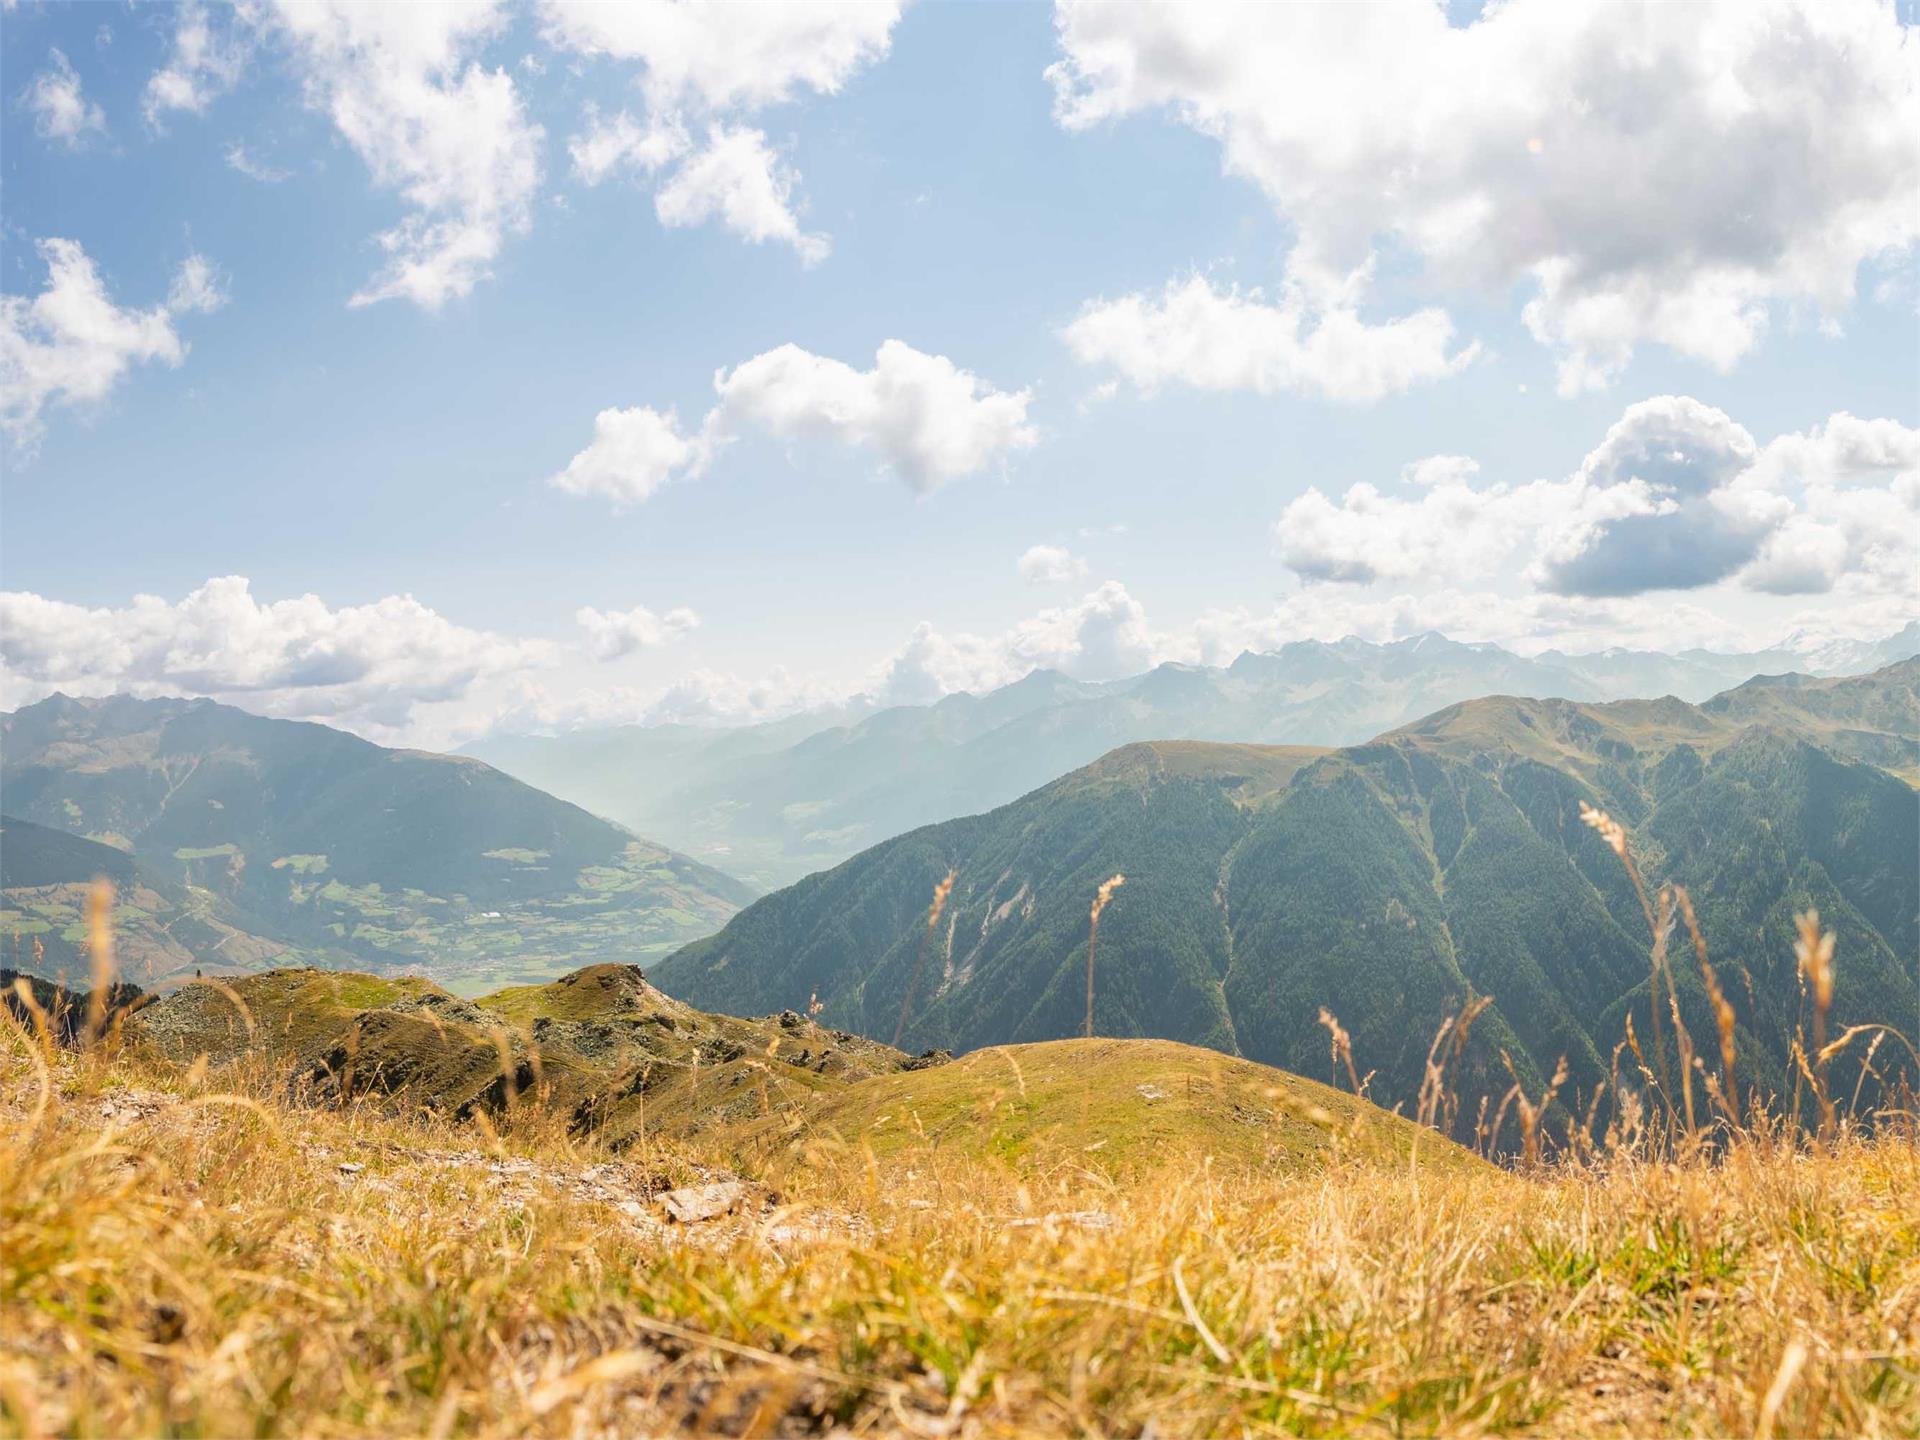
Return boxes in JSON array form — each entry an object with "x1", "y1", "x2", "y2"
[
  {"x1": 4, "y1": 1030, "x2": 1915, "y2": 1436},
  {"x1": 782, "y1": 1036, "x2": 1483, "y2": 1175}
]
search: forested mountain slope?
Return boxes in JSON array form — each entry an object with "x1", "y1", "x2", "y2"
[{"x1": 656, "y1": 662, "x2": 1920, "y2": 1125}]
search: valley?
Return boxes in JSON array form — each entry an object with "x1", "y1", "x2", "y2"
[{"x1": 0, "y1": 694, "x2": 754, "y2": 993}]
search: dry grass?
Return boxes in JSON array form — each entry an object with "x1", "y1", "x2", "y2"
[
  {"x1": 5, "y1": 840, "x2": 1918, "y2": 1437},
  {"x1": 3, "y1": 1028, "x2": 1917, "y2": 1439}
]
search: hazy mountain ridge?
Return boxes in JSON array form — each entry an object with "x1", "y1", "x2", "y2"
[
  {"x1": 468, "y1": 625, "x2": 1920, "y2": 888},
  {"x1": 1, "y1": 694, "x2": 755, "y2": 993},
  {"x1": 653, "y1": 660, "x2": 1920, "y2": 1129}
]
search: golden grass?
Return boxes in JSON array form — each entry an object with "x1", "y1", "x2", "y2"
[{"x1": 4, "y1": 1029, "x2": 1917, "y2": 1439}]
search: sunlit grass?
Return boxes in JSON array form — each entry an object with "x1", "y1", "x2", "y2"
[{"x1": 4, "y1": 1022, "x2": 1917, "y2": 1438}]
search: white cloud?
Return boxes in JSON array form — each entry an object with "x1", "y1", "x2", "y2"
[
  {"x1": 1270, "y1": 396, "x2": 1919, "y2": 606},
  {"x1": 567, "y1": 105, "x2": 688, "y2": 184},
  {"x1": 166, "y1": 255, "x2": 229, "y2": 315},
  {"x1": 1063, "y1": 274, "x2": 1477, "y2": 403},
  {"x1": 642, "y1": 666, "x2": 846, "y2": 726},
  {"x1": 544, "y1": 0, "x2": 901, "y2": 260},
  {"x1": 1018, "y1": 544, "x2": 1088, "y2": 584},
  {"x1": 224, "y1": 143, "x2": 290, "y2": 183},
  {"x1": 548, "y1": 405, "x2": 711, "y2": 508},
  {"x1": 1534, "y1": 397, "x2": 1772, "y2": 596},
  {"x1": 271, "y1": 0, "x2": 543, "y2": 309},
  {"x1": 576, "y1": 603, "x2": 700, "y2": 660},
  {"x1": 712, "y1": 340, "x2": 1036, "y2": 493},
  {"x1": 143, "y1": 1, "x2": 250, "y2": 124},
  {"x1": 1276, "y1": 479, "x2": 1541, "y2": 587},
  {"x1": 1, "y1": 239, "x2": 223, "y2": 447},
  {"x1": 22, "y1": 49, "x2": 106, "y2": 148},
  {"x1": 654, "y1": 125, "x2": 829, "y2": 264},
  {"x1": 1738, "y1": 412, "x2": 1920, "y2": 600},
  {"x1": 551, "y1": 340, "x2": 1036, "y2": 505},
  {"x1": 1048, "y1": 0, "x2": 1920, "y2": 392},
  {"x1": 542, "y1": 0, "x2": 900, "y2": 112},
  {"x1": 0, "y1": 577, "x2": 552, "y2": 738},
  {"x1": 873, "y1": 581, "x2": 1157, "y2": 705}
]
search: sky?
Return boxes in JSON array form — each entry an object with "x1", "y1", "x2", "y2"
[{"x1": 1, "y1": 0, "x2": 1916, "y2": 748}]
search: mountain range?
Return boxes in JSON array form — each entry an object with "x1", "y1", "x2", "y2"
[
  {"x1": 654, "y1": 660, "x2": 1920, "y2": 1131},
  {"x1": 1, "y1": 694, "x2": 753, "y2": 993},
  {"x1": 468, "y1": 625, "x2": 1920, "y2": 888}
]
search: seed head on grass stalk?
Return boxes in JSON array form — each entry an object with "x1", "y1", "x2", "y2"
[
  {"x1": 1580, "y1": 801, "x2": 1675, "y2": 1120},
  {"x1": 1317, "y1": 1007, "x2": 1360, "y2": 1095},
  {"x1": 1794, "y1": 910, "x2": 1839, "y2": 1140},
  {"x1": 1085, "y1": 874, "x2": 1125, "y2": 1040},
  {"x1": 83, "y1": 878, "x2": 116, "y2": 1049}
]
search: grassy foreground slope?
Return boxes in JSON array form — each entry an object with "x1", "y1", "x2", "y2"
[
  {"x1": 1, "y1": 694, "x2": 754, "y2": 992},
  {"x1": 790, "y1": 1036, "x2": 1483, "y2": 1175},
  {"x1": 656, "y1": 661, "x2": 1920, "y2": 1124},
  {"x1": 5, "y1": 1006, "x2": 1915, "y2": 1436},
  {"x1": 88, "y1": 960, "x2": 1453, "y2": 1176}
]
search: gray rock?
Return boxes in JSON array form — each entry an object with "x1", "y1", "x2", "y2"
[{"x1": 661, "y1": 1181, "x2": 747, "y2": 1223}]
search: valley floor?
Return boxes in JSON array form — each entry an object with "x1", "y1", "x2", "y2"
[{"x1": 3, "y1": 1043, "x2": 1916, "y2": 1438}]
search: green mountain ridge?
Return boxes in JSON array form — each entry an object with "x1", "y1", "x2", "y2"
[
  {"x1": 654, "y1": 661, "x2": 1920, "y2": 1131},
  {"x1": 467, "y1": 626, "x2": 1920, "y2": 888},
  {"x1": 1, "y1": 694, "x2": 756, "y2": 993}
]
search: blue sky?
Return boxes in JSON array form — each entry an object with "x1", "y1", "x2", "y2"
[{"x1": 2, "y1": 1, "x2": 1916, "y2": 745}]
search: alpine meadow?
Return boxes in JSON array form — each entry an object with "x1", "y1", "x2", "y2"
[{"x1": 2, "y1": 3, "x2": 1917, "y2": 1437}]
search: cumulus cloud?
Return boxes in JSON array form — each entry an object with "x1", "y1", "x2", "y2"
[
  {"x1": 1048, "y1": 0, "x2": 1920, "y2": 392},
  {"x1": 1271, "y1": 396, "x2": 1920, "y2": 607},
  {"x1": 550, "y1": 340, "x2": 1035, "y2": 505},
  {"x1": 575, "y1": 603, "x2": 700, "y2": 660},
  {"x1": 22, "y1": 49, "x2": 106, "y2": 147},
  {"x1": 1063, "y1": 274, "x2": 1477, "y2": 403},
  {"x1": 545, "y1": 0, "x2": 901, "y2": 261},
  {"x1": 1, "y1": 239, "x2": 225, "y2": 447},
  {"x1": 272, "y1": 0, "x2": 542, "y2": 309},
  {"x1": 653, "y1": 125, "x2": 829, "y2": 263},
  {"x1": 1534, "y1": 398, "x2": 1771, "y2": 596},
  {"x1": 1739, "y1": 412, "x2": 1920, "y2": 600},
  {"x1": 1018, "y1": 544, "x2": 1088, "y2": 584},
  {"x1": 143, "y1": 1, "x2": 250, "y2": 124},
  {"x1": 547, "y1": 405, "x2": 712, "y2": 508},
  {"x1": 872, "y1": 581, "x2": 1157, "y2": 706},
  {"x1": 0, "y1": 577, "x2": 553, "y2": 737},
  {"x1": 712, "y1": 341, "x2": 1036, "y2": 493}
]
